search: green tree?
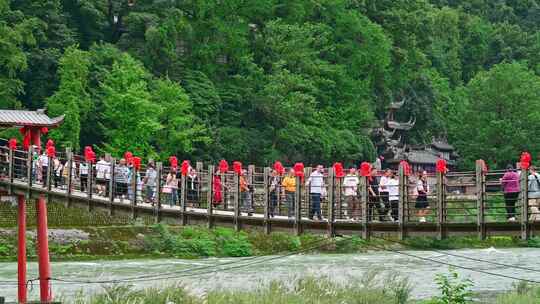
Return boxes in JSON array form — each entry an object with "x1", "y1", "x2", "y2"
[
  {"x1": 101, "y1": 53, "x2": 160, "y2": 157},
  {"x1": 151, "y1": 78, "x2": 210, "y2": 159},
  {"x1": 47, "y1": 45, "x2": 91, "y2": 150},
  {"x1": 458, "y1": 62, "x2": 540, "y2": 168},
  {"x1": 0, "y1": 0, "x2": 41, "y2": 108}
]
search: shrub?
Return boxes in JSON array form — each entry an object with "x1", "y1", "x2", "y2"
[{"x1": 433, "y1": 268, "x2": 473, "y2": 304}]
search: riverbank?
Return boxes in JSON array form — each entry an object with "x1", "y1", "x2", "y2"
[{"x1": 1, "y1": 224, "x2": 539, "y2": 261}]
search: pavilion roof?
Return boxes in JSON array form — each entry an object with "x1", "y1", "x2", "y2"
[{"x1": 0, "y1": 109, "x2": 64, "y2": 128}]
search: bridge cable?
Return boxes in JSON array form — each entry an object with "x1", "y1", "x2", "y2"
[
  {"x1": 370, "y1": 235, "x2": 540, "y2": 274},
  {"x1": 33, "y1": 234, "x2": 342, "y2": 285},
  {"x1": 46, "y1": 235, "x2": 540, "y2": 285},
  {"x1": 364, "y1": 239, "x2": 540, "y2": 284}
]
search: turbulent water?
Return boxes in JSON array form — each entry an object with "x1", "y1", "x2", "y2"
[{"x1": 1, "y1": 248, "x2": 539, "y2": 302}]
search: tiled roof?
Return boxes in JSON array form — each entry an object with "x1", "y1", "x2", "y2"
[
  {"x1": 0, "y1": 109, "x2": 64, "y2": 127},
  {"x1": 407, "y1": 151, "x2": 439, "y2": 164},
  {"x1": 406, "y1": 150, "x2": 456, "y2": 165},
  {"x1": 431, "y1": 141, "x2": 454, "y2": 151}
]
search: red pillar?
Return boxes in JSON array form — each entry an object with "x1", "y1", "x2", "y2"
[
  {"x1": 17, "y1": 195, "x2": 27, "y2": 304},
  {"x1": 36, "y1": 195, "x2": 52, "y2": 302},
  {"x1": 30, "y1": 129, "x2": 41, "y2": 152}
]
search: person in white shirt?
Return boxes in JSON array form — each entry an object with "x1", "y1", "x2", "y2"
[
  {"x1": 306, "y1": 165, "x2": 325, "y2": 220},
  {"x1": 378, "y1": 169, "x2": 391, "y2": 221},
  {"x1": 38, "y1": 152, "x2": 49, "y2": 187},
  {"x1": 95, "y1": 156, "x2": 111, "y2": 196},
  {"x1": 343, "y1": 168, "x2": 359, "y2": 220},
  {"x1": 387, "y1": 170, "x2": 400, "y2": 222},
  {"x1": 79, "y1": 161, "x2": 89, "y2": 192}
]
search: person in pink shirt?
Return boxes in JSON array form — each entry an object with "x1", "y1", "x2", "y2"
[{"x1": 501, "y1": 164, "x2": 520, "y2": 221}]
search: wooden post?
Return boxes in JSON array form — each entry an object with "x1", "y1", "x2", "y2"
[
  {"x1": 436, "y1": 171, "x2": 446, "y2": 240},
  {"x1": 8, "y1": 149, "x2": 13, "y2": 194},
  {"x1": 398, "y1": 164, "x2": 407, "y2": 240},
  {"x1": 336, "y1": 178, "x2": 343, "y2": 219},
  {"x1": 155, "y1": 162, "x2": 162, "y2": 223},
  {"x1": 234, "y1": 173, "x2": 241, "y2": 231},
  {"x1": 180, "y1": 170, "x2": 187, "y2": 225},
  {"x1": 46, "y1": 156, "x2": 52, "y2": 192},
  {"x1": 65, "y1": 148, "x2": 73, "y2": 208},
  {"x1": 305, "y1": 167, "x2": 312, "y2": 219},
  {"x1": 521, "y1": 168, "x2": 530, "y2": 240},
  {"x1": 131, "y1": 165, "x2": 138, "y2": 219},
  {"x1": 327, "y1": 168, "x2": 335, "y2": 237},
  {"x1": 222, "y1": 172, "x2": 227, "y2": 210},
  {"x1": 263, "y1": 167, "x2": 271, "y2": 234},
  {"x1": 86, "y1": 161, "x2": 92, "y2": 199},
  {"x1": 360, "y1": 175, "x2": 370, "y2": 240},
  {"x1": 108, "y1": 158, "x2": 116, "y2": 213},
  {"x1": 207, "y1": 165, "x2": 214, "y2": 228},
  {"x1": 476, "y1": 160, "x2": 486, "y2": 240},
  {"x1": 196, "y1": 161, "x2": 203, "y2": 206},
  {"x1": 294, "y1": 174, "x2": 302, "y2": 235},
  {"x1": 248, "y1": 165, "x2": 255, "y2": 214},
  {"x1": 26, "y1": 147, "x2": 33, "y2": 189}
]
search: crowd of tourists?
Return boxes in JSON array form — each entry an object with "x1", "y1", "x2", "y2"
[{"x1": 4, "y1": 147, "x2": 540, "y2": 222}]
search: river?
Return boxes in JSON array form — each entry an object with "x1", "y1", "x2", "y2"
[{"x1": 1, "y1": 248, "x2": 539, "y2": 302}]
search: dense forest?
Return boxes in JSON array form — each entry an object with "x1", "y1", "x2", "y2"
[{"x1": 2, "y1": 0, "x2": 540, "y2": 168}]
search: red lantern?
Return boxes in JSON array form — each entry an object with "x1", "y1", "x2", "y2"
[
  {"x1": 293, "y1": 163, "x2": 304, "y2": 177},
  {"x1": 181, "y1": 160, "x2": 190, "y2": 176},
  {"x1": 399, "y1": 160, "x2": 412, "y2": 176},
  {"x1": 436, "y1": 159, "x2": 448, "y2": 173},
  {"x1": 124, "y1": 151, "x2": 133, "y2": 165},
  {"x1": 233, "y1": 161, "x2": 242, "y2": 175},
  {"x1": 274, "y1": 161, "x2": 285, "y2": 176},
  {"x1": 333, "y1": 162, "x2": 345, "y2": 178},
  {"x1": 84, "y1": 146, "x2": 95, "y2": 163},
  {"x1": 22, "y1": 135, "x2": 30, "y2": 151},
  {"x1": 89, "y1": 151, "x2": 96, "y2": 163},
  {"x1": 520, "y1": 152, "x2": 532, "y2": 170},
  {"x1": 132, "y1": 156, "x2": 141, "y2": 170},
  {"x1": 219, "y1": 160, "x2": 229, "y2": 174},
  {"x1": 360, "y1": 162, "x2": 372, "y2": 177},
  {"x1": 46, "y1": 139, "x2": 54, "y2": 149},
  {"x1": 8, "y1": 138, "x2": 17, "y2": 150},
  {"x1": 19, "y1": 127, "x2": 26, "y2": 136},
  {"x1": 46, "y1": 145, "x2": 56, "y2": 158},
  {"x1": 169, "y1": 156, "x2": 178, "y2": 168},
  {"x1": 41, "y1": 127, "x2": 48, "y2": 134}
]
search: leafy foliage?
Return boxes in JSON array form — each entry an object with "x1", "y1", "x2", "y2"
[
  {"x1": 4, "y1": 0, "x2": 540, "y2": 167},
  {"x1": 433, "y1": 268, "x2": 473, "y2": 304}
]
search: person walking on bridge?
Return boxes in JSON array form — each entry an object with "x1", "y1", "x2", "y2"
[
  {"x1": 96, "y1": 156, "x2": 110, "y2": 196},
  {"x1": 240, "y1": 169, "x2": 253, "y2": 216},
  {"x1": 528, "y1": 166, "x2": 540, "y2": 221},
  {"x1": 501, "y1": 164, "x2": 519, "y2": 221},
  {"x1": 387, "y1": 170, "x2": 400, "y2": 222},
  {"x1": 39, "y1": 151, "x2": 49, "y2": 187},
  {"x1": 343, "y1": 168, "x2": 359, "y2": 220},
  {"x1": 415, "y1": 171, "x2": 430, "y2": 223},
  {"x1": 115, "y1": 158, "x2": 129, "y2": 201},
  {"x1": 143, "y1": 161, "x2": 157, "y2": 205},
  {"x1": 269, "y1": 169, "x2": 281, "y2": 217},
  {"x1": 282, "y1": 168, "x2": 296, "y2": 218},
  {"x1": 307, "y1": 165, "x2": 325, "y2": 221}
]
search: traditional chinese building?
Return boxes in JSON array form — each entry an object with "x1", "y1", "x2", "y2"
[{"x1": 372, "y1": 99, "x2": 458, "y2": 173}]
